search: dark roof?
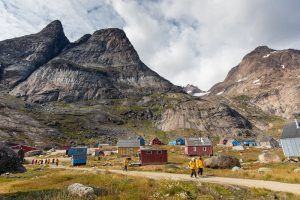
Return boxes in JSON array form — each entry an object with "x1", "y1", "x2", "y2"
[
  {"x1": 281, "y1": 121, "x2": 300, "y2": 139},
  {"x1": 117, "y1": 140, "x2": 140, "y2": 147},
  {"x1": 185, "y1": 138, "x2": 212, "y2": 146}
]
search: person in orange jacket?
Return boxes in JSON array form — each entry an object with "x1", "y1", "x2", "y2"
[
  {"x1": 196, "y1": 156, "x2": 204, "y2": 176},
  {"x1": 124, "y1": 158, "x2": 129, "y2": 171},
  {"x1": 188, "y1": 158, "x2": 197, "y2": 178}
]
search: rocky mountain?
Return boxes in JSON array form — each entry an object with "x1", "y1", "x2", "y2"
[
  {"x1": 6, "y1": 21, "x2": 181, "y2": 103},
  {"x1": 0, "y1": 20, "x2": 281, "y2": 146},
  {"x1": 210, "y1": 46, "x2": 300, "y2": 118}
]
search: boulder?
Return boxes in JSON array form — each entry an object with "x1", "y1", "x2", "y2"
[
  {"x1": 232, "y1": 166, "x2": 242, "y2": 171},
  {"x1": 0, "y1": 145, "x2": 26, "y2": 174},
  {"x1": 204, "y1": 155, "x2": 241, "y2": 169},
  {"x1": 258, "y1": 152, "x2": 281, "y2": 164},
  {"x1": 67, "y1": 183, "x2": 94, "y2": 197},
  {"x1": 294, "y1": 168, "x2": 300, "y2": 173},
  {"x1": 258, "y1": 167, "x2": 272, "y2": 173}
]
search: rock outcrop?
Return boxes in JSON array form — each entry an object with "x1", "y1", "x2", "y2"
[
  {"x1": 0, "y1": 102, "x2": 63, "y2": 145},
  {"x1": 157, "y1": 99, "x2": 252, "y2": 135},
  {"x1": 258, "y1": 152, "x2": 281, "y2": 164},
  {"x1": 0, "y1": 144, "x2": 26, "y2": 174},
  {"x1": 204, "y1": 155, "x2": 241, "y2": 169},
  {"x1": 210, "y1": 46, "x2": 300, "y2": 118},
  {"x1": 8, "y1": 23, "x2": 182, "y2": 103}
]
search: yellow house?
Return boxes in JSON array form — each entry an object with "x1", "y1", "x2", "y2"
[{"x1": 117, "y1": 140, "x2": 140, "y2": 156}]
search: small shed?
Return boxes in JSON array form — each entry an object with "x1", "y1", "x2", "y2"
[
  {"x1": 219, "y1": 138, "x2": 228, "y2": 145},
  {"x1": 243, "y1": 139, "x2": 257, "y2": 146},
  {"x1": 280, "y1": 120, "x2": 300, "y2": 157},
  {"x1": 259, "y1": 136, "x2": 279, "y2": 148},
  {"x1": 185, "y1": 137, "x2": 213, "y2": 156},
  {"x1": 68, "y1": 147, "x2": 88, "y2": 166},
  {"x1": 117, "y1": 140, "x2": 140, "y2": 156},
  {"x1": 150, "y1": 137, "x2": 164, "y2": 145},
  {"x1": 176, "y1": 138, "x2": 185, "y2": 145},
  {"x1": 226, "y1": 139, "x2": 242, "y2": 147},
  {"x1": 136, "y1": 136, "x2": 145, "y2": 146},
  {"x1": 139, "y1": 148, "x2": 168, "y2": 165}
]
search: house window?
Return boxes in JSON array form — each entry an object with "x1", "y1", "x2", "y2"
[
  {"x1": 146, "y1": 151, "x2": 152, "y2": 154},
  {"x1": 193, "y1": 147, "x2": 197, "y2": 152},
  {"x1": 203, "y1": 147, "x2": 207, "y2": 151}
]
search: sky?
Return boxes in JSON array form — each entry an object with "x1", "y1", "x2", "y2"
[{"x1": 1, "y1": 0, "x2": 300, "y2": 90}]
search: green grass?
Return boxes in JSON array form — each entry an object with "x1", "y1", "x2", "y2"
[{"x1": 1, "y1": 166, "x2": 298, "y2": 200}]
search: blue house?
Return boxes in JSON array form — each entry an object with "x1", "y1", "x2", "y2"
[
  {"x1": 168, "y1": 140, "x2": 177, "y2": 145},
  {"x1": 176, "y1": 138, "x2": 185, "y2": 145},
  {"x1": 67, "y1": 147, "x2": 88, "y2": 166},
  {"x1": 136, "y1": 136, "x2": 145, "y2": 146},
  {"x1": 229, "y1": 139, "x2": 241, "y2": 146},
  {"x1": 243, "y1": 140, "x2": 257, "y2": 146}
]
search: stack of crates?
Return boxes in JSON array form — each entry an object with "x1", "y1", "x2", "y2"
[{"x1": 69, "y1": 147, "x2": 88, "y2": 166}]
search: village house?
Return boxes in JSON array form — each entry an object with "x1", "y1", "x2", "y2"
[
  {"x1": 185, "y1": 137, "x2": 213, "y2": 156},
  {"x1": 168, "y1": 138, "x2": 185, "y2": 145},
  {"x1": 139, "y1": 148, "x2": 168, "y2": 165},
  {"x1": 259, "y1": 136, "x2": 279, "y2": 148},
  {"x1": 136, "y1": 136, "x2": 145, "y2": 146},
  {"x1": 226, "y1": 139, "x2": 242, "y2": 147},
  {"x1": 150, "y1": 137, "x2": 164, "y2": 145},
  {"x1": 280, "y1": 120, "x2": 300, "y2": 157},
  {"x1": 243, "y1": 139, "x2": 257, "y2": 146},
  {"x1": 219, "y1": 137, "x2": 228, "y2": 145},
  {"x1": 117, "y1": 139, "x2": 140, "y2": 156}
]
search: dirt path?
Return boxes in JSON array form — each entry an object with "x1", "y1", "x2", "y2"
[{"x1": 51, "y1": 165, "x2": 300, "y2": 195}]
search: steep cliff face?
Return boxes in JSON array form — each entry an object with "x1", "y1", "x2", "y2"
[
  {"x1": 156, "y1": 98, "x2": 252, "y2": 135},
  {"x1": 0, "y1": 102, "x2": 63, "y2": 146},
  {"x1": 0, "y1": 20, "x2": 69, "y2": 87},
  {"x1": 210, "y1": 46, "x2": 300, "y2": 118},
  {"x1": 9, "y1": 24, "x2": 181, "y2": 103}
]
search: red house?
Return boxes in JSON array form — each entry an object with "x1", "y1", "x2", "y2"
[
  {"x1": 139, "y1": 149, "x2": 168, "y2": 165},
  {"x1": 150, "y1": 137, "x2": 164, "y2": 145},
  {"x1": 10, "y1": 144, "x2": 37, "y2": 153},
  {"x1": 185, "y1": 138, "x2": 213, "y2": 156}
]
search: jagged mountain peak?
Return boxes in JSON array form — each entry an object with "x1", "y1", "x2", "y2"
[
  {"x1": 7, "y1": 21, "x2": 181, "y2": 103},
  {"x1": 210, "y1": 46, "x2": 300, "y2": 118}
]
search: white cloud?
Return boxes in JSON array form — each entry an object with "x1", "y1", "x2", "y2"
[{"x1": 1, "y1": 0, "x2": 300, "y2": 90}]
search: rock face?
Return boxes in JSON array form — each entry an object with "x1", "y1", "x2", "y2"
[
  {"x1": 258, "y1": 152, "x2": 281, "y2": 164},
  {"x1": 8, "y1": 22, "x2": 181, "y2": 103},
  {"x1": 204, "y1": 155, "x2": 241, "y2": 169},
  {"x1": 157, "y1": 99, "x2": 252, "y2": 134},
  {"x1": 0, "y1": 144, "x2": 26, "y2": 174},
  {"x1": 0, "y1": 102, "x2": 63, "y2": 145},
  {"x1": 67, "y1": 183, "x2": 95, "y2": 197},
  {"x1": 0, "y1": 20, "x2": 69, "y2": 88},
  {"x1": 210, "y1": 46, "x2": 300, "y2": 118}
]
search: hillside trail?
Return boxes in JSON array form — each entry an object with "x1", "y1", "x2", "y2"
[{"x1": 51, "y1": 165, "x2": 300, "y2": 195}]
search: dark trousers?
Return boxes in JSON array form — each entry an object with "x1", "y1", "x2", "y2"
[
  {"x1": 124, "y1": 166, "x2": 128, "y2": 171},
  {"x1": 191, "y1": 169, "x2": 197, "y2": 177},
  {"x1": 198, "y1": 168, "x2": 203, "y2": 176}
]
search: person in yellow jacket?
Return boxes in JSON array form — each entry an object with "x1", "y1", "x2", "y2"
[
  {"x1": 196, "y1": 156, "x2": 204, "y2": 176},
  {"x1": 188, "y1": 158, "x2": 197, "y2": 178},
  {"x1": 124, "y1": 158, "x2": 129, "y2": 171}
]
